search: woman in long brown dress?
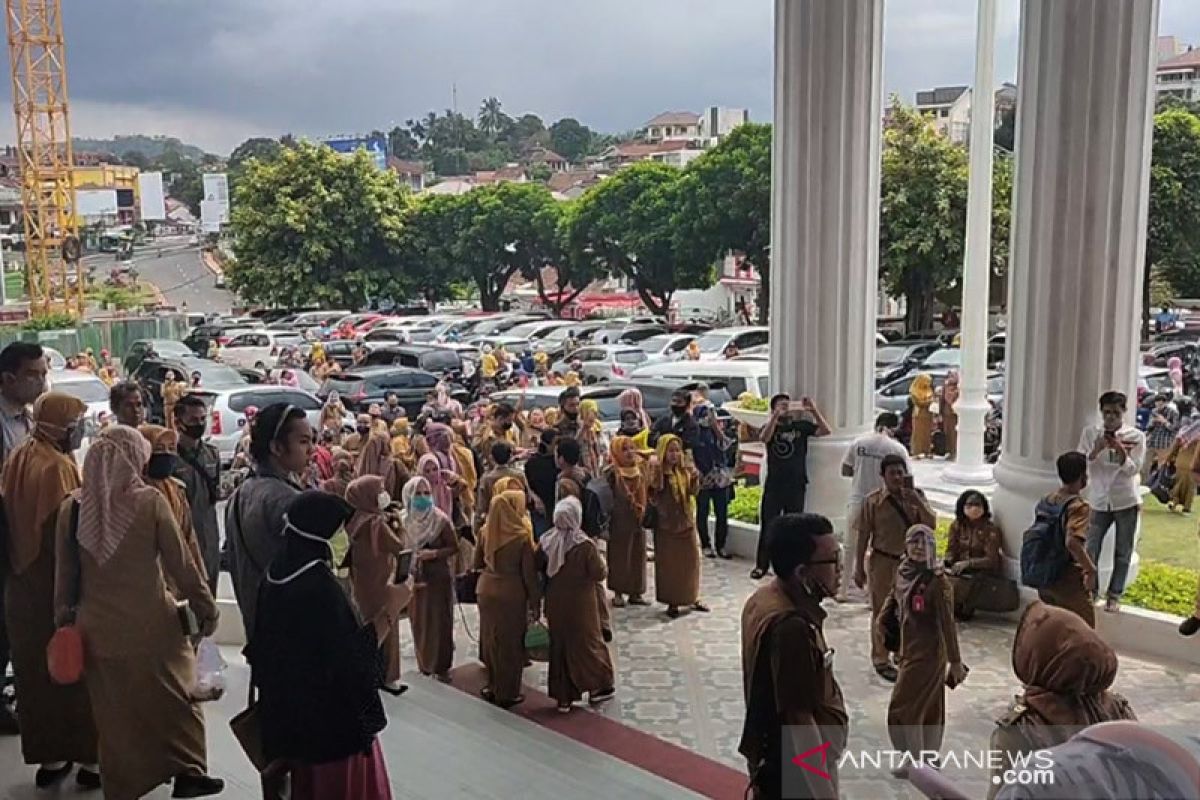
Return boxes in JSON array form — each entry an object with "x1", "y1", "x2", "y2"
[
  {"x1": 139, "y1": 424, "x2": 208, "y2": 594},
  {"x1": 402, "y1": 475, "x2": 458, "y2": 682},
  {"x1": 909, "y1": 372, "x2": 934, "y2": 459},
  {"x1": 346, "y1": 474, "x2": 409, "y2": 691},
  {"x1": 1, "y1": 393, "x2": 98, "y2": 787},
  {"x1": 606, "y1": 435, "x2": 648, "y2": 607},
  {"x1": 57, "y1": 425, "x2": 222, "y2": 799},
  {"x1": 539, "y1": 497, "x2": 615, "y2": 713},
  {"x1": 474, "y1": 488, "x2": 540, "y2": 707},
  {"x1": 1167, "y1": 414, "x2": 1200, "y2": 512},
  {"x1": 648, "y1": 434, "x2": 709, "y2": 618},
  {"x1": 941, "y1": 372, "x2": 960, "y2": 459},
  {"x1": 320, "y1": 447, "x2": 356, "y2": 497},
  {"x1": 161, "y1": 370, "x2": 185, "y2": 426},
  {"x1": 881, "y1": 524, "x2": 968, "y2": 761},
  {"x1": 944, "y1": 490, "x2": 1011, "y2": 620},
  {"x1": 356, "y1": 432, "x2": 409, "y2": 498}
]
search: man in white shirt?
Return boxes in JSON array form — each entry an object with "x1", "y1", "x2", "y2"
[
  {"x1": 840, "y1": 412, "x2": 908, "y2": 600},
  {"x1": 1077, "y1": 390, "x2": 1145, "y2": 614}
]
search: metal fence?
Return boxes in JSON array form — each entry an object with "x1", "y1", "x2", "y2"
[{"x1": 0, "y1": 315, "x2": 189, "y2": 359}]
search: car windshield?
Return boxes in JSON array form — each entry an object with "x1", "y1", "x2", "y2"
[
  {"x1": 1143, "y1": 371, "x2": 1173, "y2": 394},
  {"x1": 876, "y1": 346, "x2": 910, "y2": 366},
  {"x1": 322, "y1": 376, "x2": 365, "y2": 397},
  {"x1": 695, "y1": 333, "x2": 730, "y2": 353},
  {"x1": 640, "y1": 334, "x2": 677, "y2": 352},
  {"x1": 52, "y1": 377, "x2": 109, "y2": 403},
  {"x1": 193, "y1": 362, "x2": 249, "y2": 387},
  {"x1": 150, "y1": 341, "x2": 193, "y2": 357},
  {"x1": 923, "y1": 350, "x2": 962, "y2": 368}
]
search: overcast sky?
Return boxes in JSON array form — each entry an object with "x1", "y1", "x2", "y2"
[{"x1": 12, "y1": 0, "x2": 1199, "y2": 154}]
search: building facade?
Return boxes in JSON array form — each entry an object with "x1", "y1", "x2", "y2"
[
  {"x1": 1156, "y1": 48, "x2": 1200, "y2": 104},
  {"x1": 697, "y1": 107, "x2": 749, "y2": 144},
  {"x1": 642, "y1": 112, "x2": 701, "y2": 143},
  {"x1": 915, "y1": 85, "x2": 972, "y2": 143}
]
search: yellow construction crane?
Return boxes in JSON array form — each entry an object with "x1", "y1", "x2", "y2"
[{"x1": 5, "y1": 0, "x2": 83, "y2": 316}]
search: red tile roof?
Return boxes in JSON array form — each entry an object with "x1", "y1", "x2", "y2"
[
  {"x1": 645, "y1": 111, "x2": 700, "y2": 127},
  {"x1": 1159, "y1": 48, "x2": 1200, "y2": 70},
  {"x1": 387, "y1": 157, "x2": 427, "y2": 175}
]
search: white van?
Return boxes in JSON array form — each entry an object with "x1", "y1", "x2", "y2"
[{"x1": 628, "y1": 359, "x2": 770, "y2": 398}]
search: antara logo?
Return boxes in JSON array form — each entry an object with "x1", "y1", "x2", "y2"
[{"x1": 790, "y1": 742, "x2": 834, "y2": 781}]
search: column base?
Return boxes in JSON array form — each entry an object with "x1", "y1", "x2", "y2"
[{"x1": 943, "y1": 461, "x2": 996, "y2": 486}]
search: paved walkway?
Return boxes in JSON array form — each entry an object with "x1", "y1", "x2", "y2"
[{"x1": 2, "y1": 556, "x2": 1196, "y2": 799}]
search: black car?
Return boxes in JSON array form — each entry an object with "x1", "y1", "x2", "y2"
[
  {"x1": 131, "y1": 356, "x2": 248, "y2": 422},
  {"x1": 363, "y1": 344, "x2": 463, "y2": 377},
  {"x1": 321, "y1": 340, "x2": 360, "y2": 368},
  {"x1": 317, "y1": 366, "x2": 468, "y2": 417},
  {"x1": 875, "y1": 340, "x2": 943, "y2": 387},
  {"x1": 183, "y1": 323, "x2": 249, "y2": 356}
]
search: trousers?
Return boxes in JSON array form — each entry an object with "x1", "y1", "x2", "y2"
[
  {"x1": 756, "y1": 482, "x2": 808, "y2": 572},
  {"x1": 1084, "y1": 506, "x2": 1138, "y2": 599},
  {"x1": 697, "y1": 487, "x2": 730, "y2": 551}
]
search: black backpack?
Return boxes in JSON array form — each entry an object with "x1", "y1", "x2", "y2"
[{"x1": 1020, "y1": 497, "x2": 1077, "y2": 589}]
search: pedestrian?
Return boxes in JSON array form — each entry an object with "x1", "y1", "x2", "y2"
[
  {"x1": 1169, "y1": 356, "x2": 1185, "y2": 398},
  {"x1": 380, "y1": 392, "x2": 404, "y2": 424},
  {"x1": 1078, "y1": 391, "x2": 1145, "y2": 613},
  {"x1": 1036, "y1": 452, "x2": 1099, "y2": 627},
  {"x1": 108, "y1": 380, "x2": 146, "y2": 428},
  {"x1": 62, "y1": 425, "x2": 222, "y2": 799},
  {"x1": 320, "y1": 390, "x2": 346, "y2": 438},
  {"x1": 390, "y1": 417, "x2": 416, "y2": 473},
  {"x1": 940, "y1": 372, "x2": 960, "y2": 459},
  {"x1": 417, "y1": 452, "x2": 454, "y2": 522},
  {"x1": 577, "y1": 398, "x2": 606, "y2": 474},
  {"x1": 248, "y1": 490, "x2": 406, "y2": 800},
  {"x1": 555, "y1": 386, "x2": 582, "y2": 440},
  {"x1": 1143, "y1": 393, "x2": 1180, "y2": 481},
  {"x1": 521, "y1": 408, "x2": 547, "y2": 450},
  {"x1": 173, "y1": 394, "x2": 222, "y2": 592},
  {"x1": 2, "y1": 393, "x2": 98, "y2": 788},
  {"x1": 225, "y1": 403, "x2": 311, "y2": 643},
  {"x1": 344, "y1": 414, "x2": 372, "y2": 456},
  {"x1": 752, "y1": 393, "x2": 831, "y2": 580},
  {"x1": 474, "y1": 488, "x2": 540, "y2": 708},
  {"x1": 313, "y1": 429, "x2": 336, "y2": 482},
  {"x1": 987, "y1": 601, "x2": 1136, "y2": 799},
  {"x1": 0, "y1": 340, "x2": 46, "y2": 734},
  {"x1": 1166, "y1": 398, "x2": 1200, "y2": 512},
  {"x1": 853, "y1": 454, "x2": 936, "y2": 682},
  {"x1": 739, "y1": 513, "x2": 847, "y2": 800},
  {"x1": 840, "y1": 412, "x2": 908, "y2": 600},
  {"x1": 685, "y1": 340, "x2": 701, "y2": 361},
  {"x1": 474, "y1": 401, "x2": 521, "y2": 472},
  {"x1": 160, "y1": 370, "x2": 185, "y2": 426},
  {"x1": 944, "y1": 490, "x2": 1012, "y2": 620},
  {"x1": 909, "y1": 373, "x2": 934, "y2": 459},
  {"x1": 554, "y1": 437, "x2": 590, "y2": 503},
  {"x1": 345, "y1": 475, "x2": 408, "y2": 693},
  {"x1": 648, "y1": 434, "x2": 709, "y2": 619},
  {"x1": 404, "y1": 474, "x2": 458, "y2": 683},
  {"x1": 525, "y1": 428, "x2": 561, "y2": 538},
  {"x1": 693, "y1": 404, "x2": 736, "y2": 559},
  {"x1": 476, "y1": 441, "x2": 534, "y2": 531},
  {"x1": 606, "y1": 435, "x2": 649, "y2": 608},
  {"x1": 648, "y1": 388, "x2": 700, "y2": 451},
  {"x1": 139, "y1": 425, "x2": 210, "y2": 598},
  {"x1": 881, "y1": 524, "x2": 967, "y2": 762},
  {"x1": 617, "y1": 387, "x2": 652, "y2": 432},
  {"x1": 356, "y1": 430, "x2": 409, "y2": 498},
  {"x1": 539, "y1": 496, "x2": 615, "y2": 713}
]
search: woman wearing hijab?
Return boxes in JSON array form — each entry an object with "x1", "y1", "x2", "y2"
[
  {"x1": 345, "y1": 475, "x2": 409, "y2": 690},
  {"x1": 540, "y1": 497, "x2": 615, "y2": 713},
  {"x1": 577, "y1": 398, "x2": 606, "y2": 474},
  {"x1": 2, "y1": 394, "x2": 98, "y2": 788},
  {"x1": 617, "y1": 387, "x2": 652, "y2": 432},
  {"x1": 987, "y1": 601, "x2": 1136, "y2": 798},
  {"x1": 321, "y1": 447, "x2": 356, "y2": 497},
  {"x1": 606, "y1": 435, "x2": 649, "y2": 608},
  {"x1": 57, "y1": 425, "x2": 222, "y2": 799},
  {"x1": 909, "y1": 374, "x2": 934, "y2": 459},
  {"x1": 521, "y1": 408, "x2": 547, "y2": 450},
  {"x1": 402, "y1": 475, "x2": 458, "y2": 682},
  {"x1": 417, "y1": 452, "x2": 454, "y2": 520},
  {"x1": 1167, "y1": 407, "x2": 1200, "y2": 513},
  {"x1": 161, "y1": 370, "x2": 186, "y2": 426},
  {"x1": 139, "y1": 425, "x2": 210, "y2": 598},
  {"x1": 249, "y1": 491, "x2": 408, "y2": 800},
  {"x1": 1169, "y1": 355, "x2": 1185, "y2": 397},
  {"x1": 944, "y1": 491, "x2": 1010, "y2": 620},
  {"x1": 473, "y1": 488, "x2": 540, "y2": 707},
  {"x1": 356, "y1": 431, "x2": 410, "y2": 498},
  {"x1": 448, "y1": 420, "x2": 479, "y2": 534},
  {"x1": 648, "y1": 434, "x2": 708, "y2": 618},
  {"x1": 390, "y1": 418, "x2": 416, "y2": 472},
  {"x1": 880, "y1": 524, "x2": 967, "y2": 761},
  {"x1": 320, "y1": 390, "x2": 347, "y2": 438},
  {"x1": 941, "y1": 372, "x2": 960, "y2": 459}
]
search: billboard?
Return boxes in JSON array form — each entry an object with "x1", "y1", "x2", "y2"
[
  {"x1": 323, "y1": 135, "x2": 388, "y2": 170},
  {"x1": 75, "y1": 188, "x2": 118, "y2": 218},
  {"x1": 202, "y1": 173, "x2": 229, "y2": 205},
  {"x1": 138, "y1": 172, "x2": 166, "y2": 220},
  {"x1": 201, "y1": 173, "x2": 230, "y2": 233}
]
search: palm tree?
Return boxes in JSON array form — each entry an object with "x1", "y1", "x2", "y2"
[{"x1": 478, "y1": 97, "x2": 505, "y2": 139}]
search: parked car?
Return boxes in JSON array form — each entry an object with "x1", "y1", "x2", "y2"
[
  {"x1": 1142, "y1": 340, "x2": 1200, "y2": 368},
  {"x1": 47, "y1": 370, "x2": 111, "y2": 431},
  {"x1": 131, "y1": 356, "x2": 248, "y2": 422},
  {"x1": 124, "y1": 339, "x2": 194, "y2": 375},
  {"x1": 219, "y1": 330, "x2": 309, "y2": 370},
  {"x1": 1138, "y1": 366, "x2": 1175, "y2": 396},
  {"x1": 363, "y1": 344, "x2": 464, "y2": 378},
  {"x1": 616, "y1": 324, "x2": 668, "y2": 344},
  {"x1": 362, "y1": 328, "x2": 412, "y2": 346},
  {"x1": 317, "y1": 366, "x2": 467, "y2": 417},
  {"x1": 504, "y1": 319, "x2": 575, "y2": 340},
  {"x1": 874, "y1": 371, "x2": 1005, "y2": 415},
  {"x1": 43, "y1": 347, "x2": 66, "y2": 371},
  {"x1": 875, "y1": 340, "x2": 943, "y2": 387},
  {"x1": 320, "y1": 340, "x2": 360, "y2": 368},
  {"x1": 467, "y1": 314, "x2": 544, "y2": 338},
  {"x1": 184, "y1": 322, "x2": 265, "y2": 356},
  {"x1": 551, "y1": 344, "x2": 648, "y2": 383},
  {"x1": 691, "y1": 326, "x2": 770, "y2": 361},
  {"x1": 638, "y1": 333, "x2": 697, "y2": 365},
  {"x1": 234, "y1": 367, "x2": 323, "y2": 395},
  {"x1": 630, "y1": 359, "x2": 771, "y2": 398},
  {"x1": 916, "y1": 346, "x2": 1006, "y2": 372},
  {"x1": 206, "y1": 385, "x2": 346, "y2": 465}
]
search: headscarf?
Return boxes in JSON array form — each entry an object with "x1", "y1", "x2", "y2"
[
  {"x1": 320, "y1": 447, "x2": 355, "y2": 496},
  {"x1": 540, "y1": 497, "x2": 589, "y2": 578},
  {"x1": 1, "y1": 393, "x2": 85, "y2": 573},
  {"x1": 544, "y1": 407, "x2": 561, "y2": 427},
  {"x1": 267, "y1": 490, "x2": 354, "y2": 584},
  {"x1": 400, "y1": 475, "x2": 449, "y2": 550},
  {"x1": 894, "y1": 524, "x2": 939, "y2": 623},
  {"x1": 910, "y1": 373, "x2": 934, "y2": 406},
  {"x1": 527, "y1": 408, "x2": 546, "y2": 429},
  {"x1": 357, "y1": 433, "x2": 396, "y2": 482},
  {"x1": 418, "y1": 453, "x2": 452, "y2": 517},
  {"x1": 76, "y1": 425, "x2": 156, "y2": 567},
  {"x1": 1169, "y1": 357, "x2": 1185, "y2": 394},
  {"x1": 579, "y1": 398, "x2": 603, "y2": 434},
  {"x1": 432, "y1": 382, "x2": 462, "y2": 416},
  {"x1": 943, "y1": 372, "x2": 960, "y2": 406},
  {"x1": 1013, "y1": 601, "x2": 1134, "y2": 727},
  {"x1": 424, "y1": 422, "x2": 456, "y2": 471},
  {"x1": 345, "y1": 474, "x2": 392, "y2": 554},
  {"x1": 609, "y1": 435, "x2": 647, "y2": 520},
  {"x1": 482, "y1": 489, "x2": 532, "y2": 570},
  {"x1": 655, "y1": 434, "x2": 693, "y2": 515},
  {"x1": 390, "y1": 418, "x2": 413, "y2": 462},
  {"x1": 493, "y1": 475, "x2": 523, "y2": 495},
  {"x1": 564, "y1": 371, "x2": 581, "y2": 388},
  {"x1": 138, "y1": 424, "x2": 187, "y2": 524},
  {"x1": 618, "y1": 388, "x2": 652, "y2": 430}
]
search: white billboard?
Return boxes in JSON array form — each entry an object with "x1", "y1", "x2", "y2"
[
  {"x1": 200, "y1": 199, "x2": 228, "y2": 233},
  {"x1": 75, "y1": 188, "x2": 118, "y2": 218},
  {"x1": 202, "y1": 173, "x2": 229, "y2": 205},
  {"x1": 138, "y1": 172, "x2": 166, "y2": 220}
]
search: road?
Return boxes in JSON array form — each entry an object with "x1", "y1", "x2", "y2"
[{"x1": 102, "y1": 236, "x2": 238, "y2": 315}]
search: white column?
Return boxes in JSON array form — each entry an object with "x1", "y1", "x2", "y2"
[
  {"x1": 945, "y1": 0, "x2": 997, "y2": 485},
  {"x1": 992, "y1": 0, "x2": 1160, "y2": 580},
  {"x1": 771, "y1": 0, "x2": 884, "y2": 533}
]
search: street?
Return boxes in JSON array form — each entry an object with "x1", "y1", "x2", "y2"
[{"x1": 110, "y1": 237, "x2": 236, "y2": 316}]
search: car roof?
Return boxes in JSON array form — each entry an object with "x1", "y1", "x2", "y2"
[
  {"x1": 576, "y1": 343, "x2": 646, "y2": 352},
  {"x1": 631, "y1": 360, "x2": 770, "y2": 377},
  {"x1": 699, "y1": 326, "x2": 768, "y2": 335},
  {"x1": 48, "y1": 370, "x2": 105, "y2": 384},
  {"x1": 330, "y1": 366, "x2": 428, "y2": 378}
]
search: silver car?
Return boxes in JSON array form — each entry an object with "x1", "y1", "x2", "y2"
[
  {"x1": 638, "y1": 333, "x2": 696, "y2": 364},
  {"x1": 874, "y1": 371, "x2": 1005, "y2": 415},
  {"x1": 551, "y1": 344, "x2": 649, "y2": 383},
  {"x1": 204, "y1": 385, "x2": 347, "y2": 465}
]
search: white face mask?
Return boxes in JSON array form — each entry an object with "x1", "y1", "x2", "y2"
[{"x1": 378, "y1": 492, "x2": 392, "y2": 512}]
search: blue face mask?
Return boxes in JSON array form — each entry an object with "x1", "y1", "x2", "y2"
[{"x1": 411, "y1": 495, "x2": 434, "y2": 513}]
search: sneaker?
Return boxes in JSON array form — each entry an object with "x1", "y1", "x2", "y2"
[
  {"x1": 1105, "y1": 597, "x2": 1120, "y2": 613},
  {"x1": 35, "y1": 763, "x2": 73, "y2": 789},
  {"x1": 76, "y1": 767, "x2": 102, "y2": 791},
  {"x1": 1179, "y1": 616, "x2": 1200, "y2": 637},
  {"x1": 172, "y1": 774, "x2": 225, "y2": 798},
  {"x1": 875, "y1": 664, "x2": 898, "y2": 683},
  {"x1": 749, "y1": 568, "x2": 766, "y2": 580},
  {"x1": 703, "y1": 547, "x2": 716, "y2": 558}
]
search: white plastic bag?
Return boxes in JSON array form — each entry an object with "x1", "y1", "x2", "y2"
[{"x1": 192, "y1": 637, "x2": 227, "y2": 703}]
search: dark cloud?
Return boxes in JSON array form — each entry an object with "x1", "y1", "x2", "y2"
[{"x1": 2, "y1": 0, "x2": 1193, "y2": 153}]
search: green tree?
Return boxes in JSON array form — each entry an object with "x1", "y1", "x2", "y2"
[
  {"x1": 1146, "y1": 108, "x2": 1200, "y2": 329},
  {"x1": 394, "y1": 193, "x2": 469, "y2": 307},
  {"x1": 387, "y1": 126, "x2": 420, "y2": 159},
  {"x1": 538, "y1": 201, "x2": 606, "y2": 315},
  {"x1": 228, "y1": 142, "x2": 409, "y2": 308},
  {"x1": 674, "y1": 123, "x2": 771, "y2": 321},
  {"x1": 549, "y1": 118, "x2": 592, "y2": 164},
  {"x1": 165, "y1": 164, "x2": 203, "y2": 216},
  {"x1": 229, "y1": 137, "x2": 283, "y2": 170},
  {"x1": 120, "y1": 150, "x2": 150, "y2": 170},
  {"x1": 478, "y1": 97, "x2": 511, "y2": 140},
  {"x1": 509, "y1": 114, "x2": 548, "y2": 152},
  {"x1": 570, "y1": 161, "x2": 714, "y2": 315}
]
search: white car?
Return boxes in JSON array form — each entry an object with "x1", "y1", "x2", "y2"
[
  {"x1": 219, "y1": 330, "x2": 309, "y2": 370},
  {"x1": 638, "y1": 333, "x2": 697, "y2": 365},
  {"x1": 630, "y1": 359, "x2": 771, "y2": 398},
  {"x1": 204, "y1": 385, "x2": 349, "y2": 465},
  {"x1": 690, "y1": 326, "x2": 770, "y2": 361},
  {"x1": 46, "y1": 370, "x2": 111, "y2": 430}
]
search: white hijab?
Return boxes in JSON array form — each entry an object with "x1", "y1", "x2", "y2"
[
  {"x1": 540, "y1": 496, "x2": 590, "y2": 578},
  {"x1": 400, "y1": 475, "x2": 446, "y2": 550}
]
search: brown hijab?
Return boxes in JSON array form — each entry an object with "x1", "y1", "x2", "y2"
[
  {"x1": 1013, "y1": 601, "x2": 1135, "y2": 727},
  {"x1": 482, "y1": 489, "x2": 532, "y2": 570},
  {"x1": 139, "y1": 424, "x2": 187, "y2": 525},
  {"x1": 1, "y1": 392, "x2": 85, "y2": 573}
]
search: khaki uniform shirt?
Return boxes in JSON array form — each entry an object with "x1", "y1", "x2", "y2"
[{"x1": 855, "y1": 487, "x2": 936, "y2": 559}]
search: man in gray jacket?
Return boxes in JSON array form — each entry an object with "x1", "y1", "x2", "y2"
[{"x1": 173, "y1": 394, "x2": 223, "y2": 592}]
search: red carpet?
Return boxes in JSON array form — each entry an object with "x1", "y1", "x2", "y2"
[{"x1": 448, "y1": 663, "x2": 747, "y2": 800}]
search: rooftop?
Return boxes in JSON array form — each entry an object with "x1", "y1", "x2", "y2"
[
  {"x1": 915, "y1": 85, "x2": 970, "y2": 106},
  {"x1": 387, "y1": 157, "x2": 428, "y2": 175},
  {"x1": 1158, "y1": 47, "x2": 1200, "y2": 71},
  {"x1": 644, "y1": 111, "x2": 700, "y2": 128}
]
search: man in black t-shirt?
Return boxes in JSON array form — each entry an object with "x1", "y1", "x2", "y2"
[{"x1": 752, "y1": 393, "x2": 831, "y2": 579}]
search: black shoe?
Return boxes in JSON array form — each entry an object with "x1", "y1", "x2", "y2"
[
  {"x1": 666, "y1": 606, "x2": 680, "y2": 619},
  {"x1": 602, "y1": 628, "x2": 613, "y2": 643},
  {"x1": 875, "y1": 664, "x2": 898, "y2": 683},
  {"x1": 717, "y1": 549, "x2": 733, "y2": 560},
  {"x1": 76, "y1": 768, "x2": 102, "y2": 791},
  {"x1": 749, "y1": 568, "x2": 766, "y2": 580},
  {"x1": 589, "y1": 687, "x2": 615, "y2": 705},
  {"x1": 35, "y1": 763, "x2": 74, "y2": 789},
  {"x1": 172, "y1": 774, "x2": 225, "y2": 798},
  {"x1": 1180, "y1": 616, "x2": 1200, "y2": 637},
  {"x1": 692, "y1": 602, "x2": 710, "y2": 613},
  {"x1": 380, "y1": 683, "x2": 409, "y2": 697}
]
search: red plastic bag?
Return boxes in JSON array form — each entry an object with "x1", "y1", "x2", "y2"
[{"x1": 47, "y1": 625, "x2": 84, "y2": 685}]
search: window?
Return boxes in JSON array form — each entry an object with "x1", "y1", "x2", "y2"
[
  {"x1": 412, "y1": 373, "x2": 437, "y2": 389},
  {"x1": 375, "y1": 373, "x2": 413, "y2": 390},
  {"x1": 738, "y1": 331, "x2": 769, "y2": 349},
  {"x1": 228, "y1": 334, "x2": 254, "y2": 348},
  {"x1": 669, "y1": 338, "x2": 692, "y2": 353},
  {"x1": 616, "y1": 350, "x2": 647, "y2": 364}
]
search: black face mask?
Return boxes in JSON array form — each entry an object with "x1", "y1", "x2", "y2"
[
  {"x1": 147, "y1": 452, "x2": 178, "y2": 480},
  {"x1": 357, "y1": 425, "x2": 371, "y2": 436},
  {"x1": 563, "y1": 410, "x2": 579, "y2": 421},
  {"x1": 180, "y1": 422, "x2": 206, "y2": 441}
]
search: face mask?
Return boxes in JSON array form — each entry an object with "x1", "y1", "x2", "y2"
[
  {"x1": 147, "y1": 452, "x2": 178, "y2": 480},
  {"x1": 411, "y1": 494, "x2": 434, "y2": 513},
  {"x1": 563, "y1": 410, "x2": 579, "y2": 421},
  {"x1": 357, "y1": 425, "x2": 371, "y2": 436},
  {"x1": 268, "y1": 515, "x2": 336, "y2": 585},
  {"x1": 378, "y1": 492, "x2": 392, "y2": 511},
  {"x1": 66, "y1": 423, "x2": 85, "y2": 452},
  {"x1": 671, "y1": 405, "x2": 687, "y2": 418},
  {"x1": 181, "y1": 422, "x2": 206, "y2": 441},
  {"x1": 964, "y1": 505, "x2": 985, "y2": 522}
]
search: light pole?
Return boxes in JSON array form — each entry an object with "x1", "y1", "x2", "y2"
[{"x1": 945, "y1": 0, "x2": 997, "y2": 485}]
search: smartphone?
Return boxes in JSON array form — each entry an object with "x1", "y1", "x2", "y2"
[
  {"x1": 395, "y1": 549, "x2": 413, "y2": 579},
  {"x1": 902, "y1": 475, "x2": 915, "y2": 490}
]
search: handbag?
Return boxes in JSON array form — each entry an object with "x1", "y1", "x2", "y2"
[
  {"x1": 229, "y1": 682, "x2": 268, "y2": 772},
  {"x1": 455, "y1": 570, "x2": 480, "y2": 604},
  {"x1": 46, "y1": 625, "x2": 84, "y2": 685},
  {"x1": 1150, "y1": 463, "x2": 1176, "y2": 505},
  {"x1": 640, "y1": 504, "x2": 658, "y2": 530},
  {"x1": 524, "y1": 621, "x2": 550, "y2": 663}
]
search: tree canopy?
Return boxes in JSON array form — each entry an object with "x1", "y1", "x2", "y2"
[
  {"x1": 1148, "y1": 108, "x2": 1200, "y2": 301},
  {"x1": 549, "y1": 118, "x2": 594, "y2": 163}
]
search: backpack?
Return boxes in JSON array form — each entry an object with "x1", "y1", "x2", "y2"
[
  {"x1": 581, "y1": 476, "x2": 613, "y2": 540},
  {"x1": 1020, "y1": 496, "x2": 1077, "y2": 589}
]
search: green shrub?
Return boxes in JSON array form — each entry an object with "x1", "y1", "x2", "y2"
[
  {"x1": 730, "y1": 485, "x2": 762, "y2": 524},
  {"x1": 1124, "y1": 561, "x2": 1198, "y2": 618},
  {"x1": 21, "y1": 312, "x2": 77, "y2": 332}
]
